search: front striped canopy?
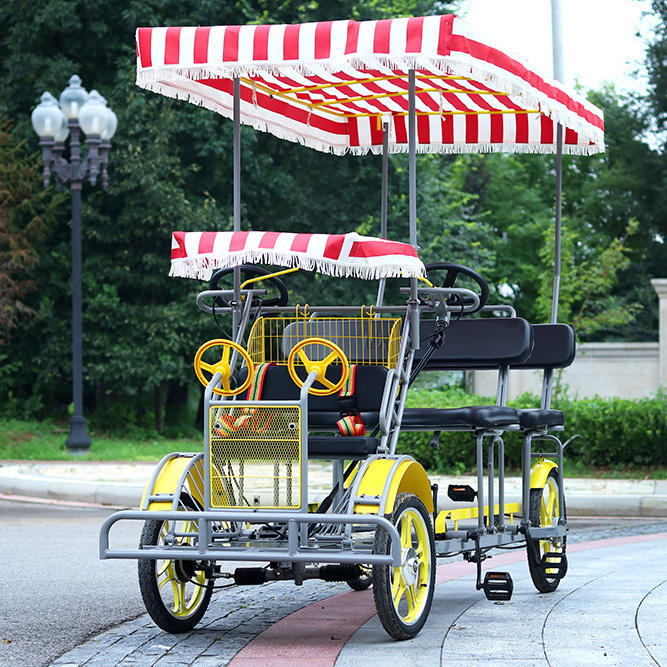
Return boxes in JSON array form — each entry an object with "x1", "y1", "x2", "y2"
[
  {"x1": 170, "y1": 231, "x2": 425, "y2": 280},
  {"x1": 136, "y1": 14, "x2": 604, "y2": 156}
]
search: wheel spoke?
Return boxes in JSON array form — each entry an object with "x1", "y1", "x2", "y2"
[
  {"x1": 318, "y1": 376, "x2": 336, "y2": 390},
  {"x1": 172, "y1": 580, "x2": 186, "y2": 614},
  {"x1": 159, "y1": 575, "x2": 176, "y2": 591},
  {"x1": 157, "y1": 560, "x2": 172, "y2": 577},
  {"x1": 405, "y1": 582, "x2": 417, "y2": 616},
  {"x1": 200, "y1": 361, "x2": 215, "y2": 373},
  {"x1": 545, "y1": 487, "x2": 557, "y2": 520},
  {"x1": 322, "y1": 350, "x2": 339, "y2": 366},
  {"x1": 297, "y1": 349, "x2": 311, "y2": 366},
  {"x1": 392, "y1": 573, "x2": 406, "y2": 609},
  {"x1": 221, "y1": 345, "x2": 231, "y2": 365}
]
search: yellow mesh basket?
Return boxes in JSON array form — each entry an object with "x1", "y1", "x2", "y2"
[
  {"x1": 246, "y1": 312, "x2": 402, "y2": 369},
  {"x1": 209, "y1": 405, "x2": 301, "y2": 509}
]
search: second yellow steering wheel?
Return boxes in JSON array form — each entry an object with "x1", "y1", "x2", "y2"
[{"x1": 287, "y1": 337, "x2": 350, "y2": 396}]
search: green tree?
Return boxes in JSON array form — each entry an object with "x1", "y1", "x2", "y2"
[{"x1": 0, "y1": 119, "x2": 61, "y2": 344}]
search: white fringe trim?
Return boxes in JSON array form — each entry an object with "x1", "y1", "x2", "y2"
[
  {"x1": 169, "y1": 249, "x2": 425, "y2": 281},
  {"x1": 136, "y1": 53, "x2": 605, "y2": 155}
]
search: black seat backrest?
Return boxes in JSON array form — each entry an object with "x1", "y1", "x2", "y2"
[
  {"x1": 513, "y1": 323, "x2": 575, "y2": 369},
  {"x1": 237, "y1": 365, "x2": 388, "y2": 413},
  {"x1": 414, "y1": 317, "x2": 533, "y2": 370}
]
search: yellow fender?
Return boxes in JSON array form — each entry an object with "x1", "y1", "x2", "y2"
[
  {"x1": 354, "y1": 458, "x2": 433, "y2": 516},
  {"x1": 140, "y1": 454, "x2": 206, "y2": 511},
  {"x1": 530, "y1": 457, "x2": 558, "y2": 490}
]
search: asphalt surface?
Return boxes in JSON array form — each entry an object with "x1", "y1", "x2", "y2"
[
  {"x1": 0, "y1": 500, "x2": 144, "y2": 667},
  {"x1": 2, "y1": 496, "x2": 667, "y2": 667}
]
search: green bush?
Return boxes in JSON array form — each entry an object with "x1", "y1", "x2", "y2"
[
  {"x1": 555, "y1": 392, "x2": 667, "y2": 466},
  {"x1": 397, "y1": 387, "x2": 667, "y2": 472}
]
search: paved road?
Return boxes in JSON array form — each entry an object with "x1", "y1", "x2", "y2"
[
  {"x1": 0, "y1": 500, "x2": 144, "y2": 667},
  {"x1": 2, "y1": 498, "x2": 667, "y2": 667}
]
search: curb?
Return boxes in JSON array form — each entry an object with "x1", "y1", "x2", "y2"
[{"x1": 1, "y1": 465, "x2": 667, "y2": 516}]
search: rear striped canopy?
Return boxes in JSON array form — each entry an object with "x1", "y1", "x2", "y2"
[{"x1": 136, "y1": 15, "x2": 604, "y2": 156}]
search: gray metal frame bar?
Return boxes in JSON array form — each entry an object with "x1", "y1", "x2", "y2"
[
  {"x1": 232, "y1": 76, "x2": 242, "y2": 337},
  {"x1": 100, "y1": 510, "x2": 401, "y2": 566}
]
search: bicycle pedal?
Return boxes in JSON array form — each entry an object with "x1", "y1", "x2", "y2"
[
  {"x1": 447, "y1": 484, "x2": 477, "y2": 502},
  {"x1": 539, "y1": 552, "x2": 568, "y2": 579},
  {"x1": 483, "y1": 571, "x2": 513, "y2": 601}
]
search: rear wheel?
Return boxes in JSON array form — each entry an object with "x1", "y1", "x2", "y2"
[
  {"x1": 138, "y1": 502, "x2": 214, "y2": 633},
  {"x1": 372, "y1": 493, "x2": 435, "y2": 640},
  {"x1": 526, "y1": 468, "x2": 567, "y2": 593}
]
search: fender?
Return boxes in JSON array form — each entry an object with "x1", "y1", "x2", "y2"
[
  {"x1": 530, "y1": 457, "x2": 558, "y2": 490},
  {"x1": 353, "y1": 457, "x2": 433, "y2": 516},
  {"x1": 140, "y1": 453, "x2": 206, "y2": 511}
]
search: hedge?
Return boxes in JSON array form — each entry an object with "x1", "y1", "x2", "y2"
[{"x1": 397, "y1": 387, "x2": 667, "y2": 471}]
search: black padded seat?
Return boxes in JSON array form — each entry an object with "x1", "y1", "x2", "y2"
[
  {"x1": 518, "y1": 409, "x2": 564, "y2": 430},
  {"x1": 401, "y1": 406, "x2": 519, "y2": 431},
  {"x1": 513, "y1": 324, "x2": 576, "y2": 370},
  {"x1": 414, "y1": 317, "x2": 533, "y2": 370},
  {"x1": 236, "y1": 365, "x2": 386, "y2": 430},
  {"x1": 308, "y1": 436, "x2": 380, "y2": 458}
]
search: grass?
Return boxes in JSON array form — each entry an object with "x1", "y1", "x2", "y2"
[
  {"x1": 0, "y1": 419, "x2": 200, "y2": 462},
  {"x1": 1, "y1": 418, "x2": 666, "y2": 479}
]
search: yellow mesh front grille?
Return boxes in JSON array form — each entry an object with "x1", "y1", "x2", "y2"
[
  {"x1": 246, "y1": 314, "x2": 401, "y2": 368},
  {"x1": 209, "y1": 405, "x2": 301, "y2": 509}
]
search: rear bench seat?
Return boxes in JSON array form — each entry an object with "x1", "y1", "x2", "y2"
[
  {"x1": 401, "y1": 317, "x2": 533, "y2": 431},
  {"x1": 512, "y1": 323, "x2": 576, "y2": 431}
]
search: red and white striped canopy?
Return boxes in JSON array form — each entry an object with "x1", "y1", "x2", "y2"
[
  {"x1": 136, "y1": 15, "x2": 604, "y2": 156},
  {"x1": 170, "y1": 231, "x2": 425, "y2": 280}
]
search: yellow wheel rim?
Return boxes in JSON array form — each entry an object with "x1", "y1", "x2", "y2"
[
  {"x1": 286, "y1": 337, "x2": 349, "y2": 396},
  {"x1": 193, "y1": 338, "x2": 254, "y2": 396},
  {"x1": 539, "y1": 476, "x2": 563, "y2": 575},
  {"x1": 390, "y1": 507, "x2": 432, "y2": 625},
  {"x1": 155, "y1": 520, "x2": 207, "y2": 619}
]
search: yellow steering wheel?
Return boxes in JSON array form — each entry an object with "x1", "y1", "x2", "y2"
[
  {"x1": 287, "y1": 337, "x2": 350, "y2": 396},
  {"x1": 193, "y1": 339, "x2": 254, "y2": 396}
]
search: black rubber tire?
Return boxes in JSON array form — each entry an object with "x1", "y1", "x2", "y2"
[
  {"x1": 138, "y1": 509, "x2": 214, "y2": 633},
  {"x1": 372, "y1": 493, "x2": 436, "y2": 640},
  {"x1": 346, "y1": 567, "x2": 372, "y2": 591},
  {"x1": 526, "y1": 468, "x2": 567, "y2": 593}
]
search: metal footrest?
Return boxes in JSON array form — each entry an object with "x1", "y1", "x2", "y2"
[
  {"x1": 483, "y1": 571, "x2": 513, "y2": 601},
  {"x1": 540, "y1": 552, "x2": 568, "y2": 579}
]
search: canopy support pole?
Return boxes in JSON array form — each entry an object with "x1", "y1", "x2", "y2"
[
  {"x1": 232, "y1": 76, "x2": 241, "y2": 338},
  {"x1": 550, "y1": 0, "x2": 565, "y2": 325},
  {"x1": 408, "y1": 69, "x2": 419, "y2": 350},
  {"x1": 375, "y1": 121, "x2": 390, "y2": 308},
  {"x1": 551, "y1": 123, "x2": 563, "y2": 324}
]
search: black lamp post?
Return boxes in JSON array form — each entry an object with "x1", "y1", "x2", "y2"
[{"x1": 31, "y1": 75, "x2": 117, "y2": 453}]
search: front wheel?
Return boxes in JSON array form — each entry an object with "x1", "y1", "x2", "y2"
[
  {"x1": 526, "y1": 468, "x2": 567, "y2": 593},
  {"x1": 138, "y1": 510, "x2": 214, "y2": 633},
  {"x1": 372, "y1": 493, "x2": 435, "y2": 640}
]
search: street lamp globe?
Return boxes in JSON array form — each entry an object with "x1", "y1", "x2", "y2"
[
  {"x1": 31, "y1": 91, "x2": 65, "y2": 139},
  {"x1": 59, "y1": 74, "x2": 88, "y2": 120},
  {"x1": 54, "y1": 113, "x2": 70, "y2": 143},
  {"x1": 79, "y1": 90, "x2": 108, "y2": 136},
  {"x1": 101, "y1": 107, "x2": 118, "y2": 141}
]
